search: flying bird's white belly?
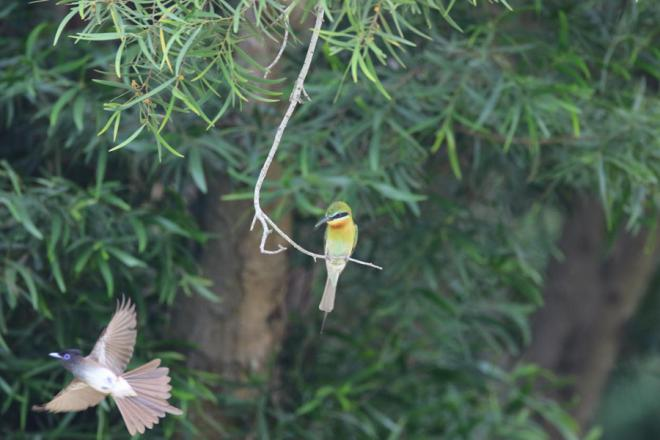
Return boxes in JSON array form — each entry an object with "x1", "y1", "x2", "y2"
[{"x1": 78, "y1": 366, "x2": 136, "y2": 397}]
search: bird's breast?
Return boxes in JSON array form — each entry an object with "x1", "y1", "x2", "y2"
[
  {"x1": 326, "y1": 230, "x2": 355, "y2": 258},
  {"x1": 76, "y1": 365, "x2": 117, "y2": 394},
  {"x1": 77, "y1": 365, "x2": 135, "y2": 396}
]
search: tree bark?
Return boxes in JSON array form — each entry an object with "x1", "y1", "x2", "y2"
[
  {"x1": 524, "y1": 195, "x2": 660, "y2": 431},
  {"x1": 172, "y1": 172, "x2": 291, "y2": 436},
  {"x1": 170, "y1": 6, "x2": 318, "y2": 436}
]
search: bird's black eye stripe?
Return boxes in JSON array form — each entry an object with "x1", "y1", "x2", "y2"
[{"x1": 331, "y1": 212, "x2": 349, "y2": 220}]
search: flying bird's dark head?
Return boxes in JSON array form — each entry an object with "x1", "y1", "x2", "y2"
[{"x1": 49, "y1": 349, "x2": 83, "y2": 370}]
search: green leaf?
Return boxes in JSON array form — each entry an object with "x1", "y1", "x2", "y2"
[
  {"x1": 431, "y1": 121, "x2": 448, "y2": 153},
  {"x1": 136, "y1": 35, "x2": 159, "y2": 69},
  {"x1": 171, "y1": 86, "x2": 212, "y2": 125},
  {"x1": 116, "y1": 76, "x2": 177, "y2": 111},
  {"x1": 72, "y1": 94, "x2": 86, "y2": 132},
  {"x1": 93, "y1": 79, "x2": 133, "y2": 91},
  {"x1": 75, "y1": 32, "x2": 123, "y2": 41},
  {"x1": 95, "y1": 148, "x2": 107, "y2": 197},
  {"x1": 189, "y1": 278, "x2": 219, "y2": 303},
  {"x1": 12, "y1": 198, "x2": 43, "y2": 240},
  {"x1": 370, "y1": 182, "x2": 426, "y2": 203},
  {"x1": 50, "y1": 257, "x2": 66, "y2": 293},
  {"x1": 503, "y1": 106, "x2": 521, "y2": 152},
  {"x1": 4, "y1": 265, "x2": 18, "y2": 309},
  {"x1": 26, "y1": 23, "x2": 48, "y2": 58},
  {"x1": 107, "y1": 247, "x2": 147, "y2": 268},
  {"x1": 97, "y1": 112, "x2": 120, "y2": 136},
  {"x1": 296, "y1": 399, "x2": 322, "y2": 416},
  {"x1": 47, "y1": 215, "x2": 62, "y2": 258},
  {"x1": 357, "y1": 50, "x2": 377, "y2": 82},
  {"x1": 109, "y1": 124, "x2": 146, "y2": 152},
  {"x1": 2, "y1": 161, "x2": 22, "y2": 195},
  {"x1": 175, "y1": 26, "x2": 202, "y2": 75},
  {"x1": 188, "y1": 147, "x2": 207, "y2": 193},
  {"x1": 446, "y1": 126, "x2": 462, "y2": 180},
  {"x1": 114, "y1": 39, "x2": 126, "y2": 78},
  {"x1": 158, "y1": 93, "x2": 176, "y2": 133},
  {"x1": 73, "y1": 246, "x2": 96, "y2": 275},
  {"x1": 129, "y1": 217, "x2": 148, "y2": 253},
  {"x1": 98, "y1": 258, "x2": 114, "y2": 297},
  {"x1": 49, "y1": 88, "x2": 78, "y2": 128},
  {"x1": 155, "y1": 131, "x2": 184, "y2": 158},
  {"x1": 12, "y1": 263, "x2": 38, "y2": 310},
  {"x1": 53, "y1": 9, "x2": 78, "y2": 46}
]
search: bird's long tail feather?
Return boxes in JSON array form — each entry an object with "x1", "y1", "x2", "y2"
[
  {"x1": 319, "y1": 272, "x2": 339, "y2": 333},
  {"x1": 320, "y1": 275, "x2": 337, "y2": 314},
  {"x1": 114, "y1": 359, "x2": 182, "y2": 436}
]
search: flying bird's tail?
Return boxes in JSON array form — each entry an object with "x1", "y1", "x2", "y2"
[{"x1": 114, "y1": 359, "x2": 182, "y2": 436}]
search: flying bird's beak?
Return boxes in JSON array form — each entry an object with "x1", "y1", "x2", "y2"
[
  {"x1": 315, "y1": 215, "x2": 330, "y2": 229},
  {"x1": 49, "y1": 352, "x2": 62, "y2": 359}
]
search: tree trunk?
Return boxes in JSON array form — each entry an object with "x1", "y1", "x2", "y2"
[
  {"x1": 172, "y1": 172, "x2": 291, "y2": 436},
  {"x1": 170, "y1": 6, "x2": 318, "y2": 435},
  {"x1": 524, "y1": 195, "x2": 660, "y2": 431}
]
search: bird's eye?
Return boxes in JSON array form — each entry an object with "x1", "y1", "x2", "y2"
[{"x1": 63, "y1": 353, "x2": 71, "y2": 360}]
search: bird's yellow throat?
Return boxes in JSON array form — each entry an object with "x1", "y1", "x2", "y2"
[{"x1": 327, "y1": 217, "x2": 352, "y2": 228}]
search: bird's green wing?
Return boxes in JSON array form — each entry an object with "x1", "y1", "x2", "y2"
[
  {"x1": 352, "y1": 223, "x2": 358, "y2": 254},
  {"x1": 324, "y1": 226, "x2": 328, "y2": 256}
]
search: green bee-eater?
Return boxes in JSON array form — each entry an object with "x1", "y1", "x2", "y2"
[{"x1": 315, "y1": 201, "x2": 358, "y2": 331}]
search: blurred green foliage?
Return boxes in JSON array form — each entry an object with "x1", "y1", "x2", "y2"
[
  {"x1": 596, "y1": 271, "x2": 660, "y2": 440},
  {"x1": 1, "y1": 0, "x2": 659, "y2": 438}
]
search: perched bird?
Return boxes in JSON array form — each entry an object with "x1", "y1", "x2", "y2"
[
  {"x1": 315, "y1": 201, "x2": 358, "y2": 332},
  {"x1": 33, "y1": 296, "x2": 182, "y2": 436}
]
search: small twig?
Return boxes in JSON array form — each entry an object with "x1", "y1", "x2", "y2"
[
  {"x1": 251, "y1": 4, "x2": 382, "y2": 271},
  {"x1": 264, "y1": 17, "x2": 289, "y2": 79}
]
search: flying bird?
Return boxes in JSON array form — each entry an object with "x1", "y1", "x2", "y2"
[
  {"x1": 315, "y1": 201, "x2": 358, "y2": 332},
  {"x1": 33, "y1": 296, "x2": 182, "y2": 436}
]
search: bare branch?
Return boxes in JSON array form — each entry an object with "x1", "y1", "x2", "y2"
[
  {"x1": 264, "y1": 17, "x2": 289, "y2": 79},
  {"x1": 251, "y1": 4, "x2": 382, "y2": 271}
]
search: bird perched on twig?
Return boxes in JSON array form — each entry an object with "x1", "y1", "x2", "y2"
[
  {"x1": 33, "y1": 296, "x2": 182, "y2": 436},
  {"x1": 315, "y1": 201, "x2": 358, "y2": 332}
]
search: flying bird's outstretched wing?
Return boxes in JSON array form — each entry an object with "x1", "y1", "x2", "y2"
[
  {"x1": 89, "y1": 295, "x2": 137, "y2": 374},
  {"x1": 32, "y1": 379, "x2": 105, "y2": 413}
]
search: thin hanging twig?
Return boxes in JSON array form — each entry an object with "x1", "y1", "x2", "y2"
[
  {"x1": 264, "y1": 17, "x2": 289, "y2": 79},
  {"x1": 250, "y1": 4, "x2": 382, "y2": 271}
]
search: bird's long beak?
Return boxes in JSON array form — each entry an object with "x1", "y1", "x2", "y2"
[
  {"x1": 49, "y1": 352, "x2": 62, "y2": 359},
  {"x1": 314, "y1": 215, "x2": 330, "y2": 229}
]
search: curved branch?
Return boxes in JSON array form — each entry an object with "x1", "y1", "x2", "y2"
[{"x1": 251, "y1": 4, "x2": 382, "y2": 271}]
